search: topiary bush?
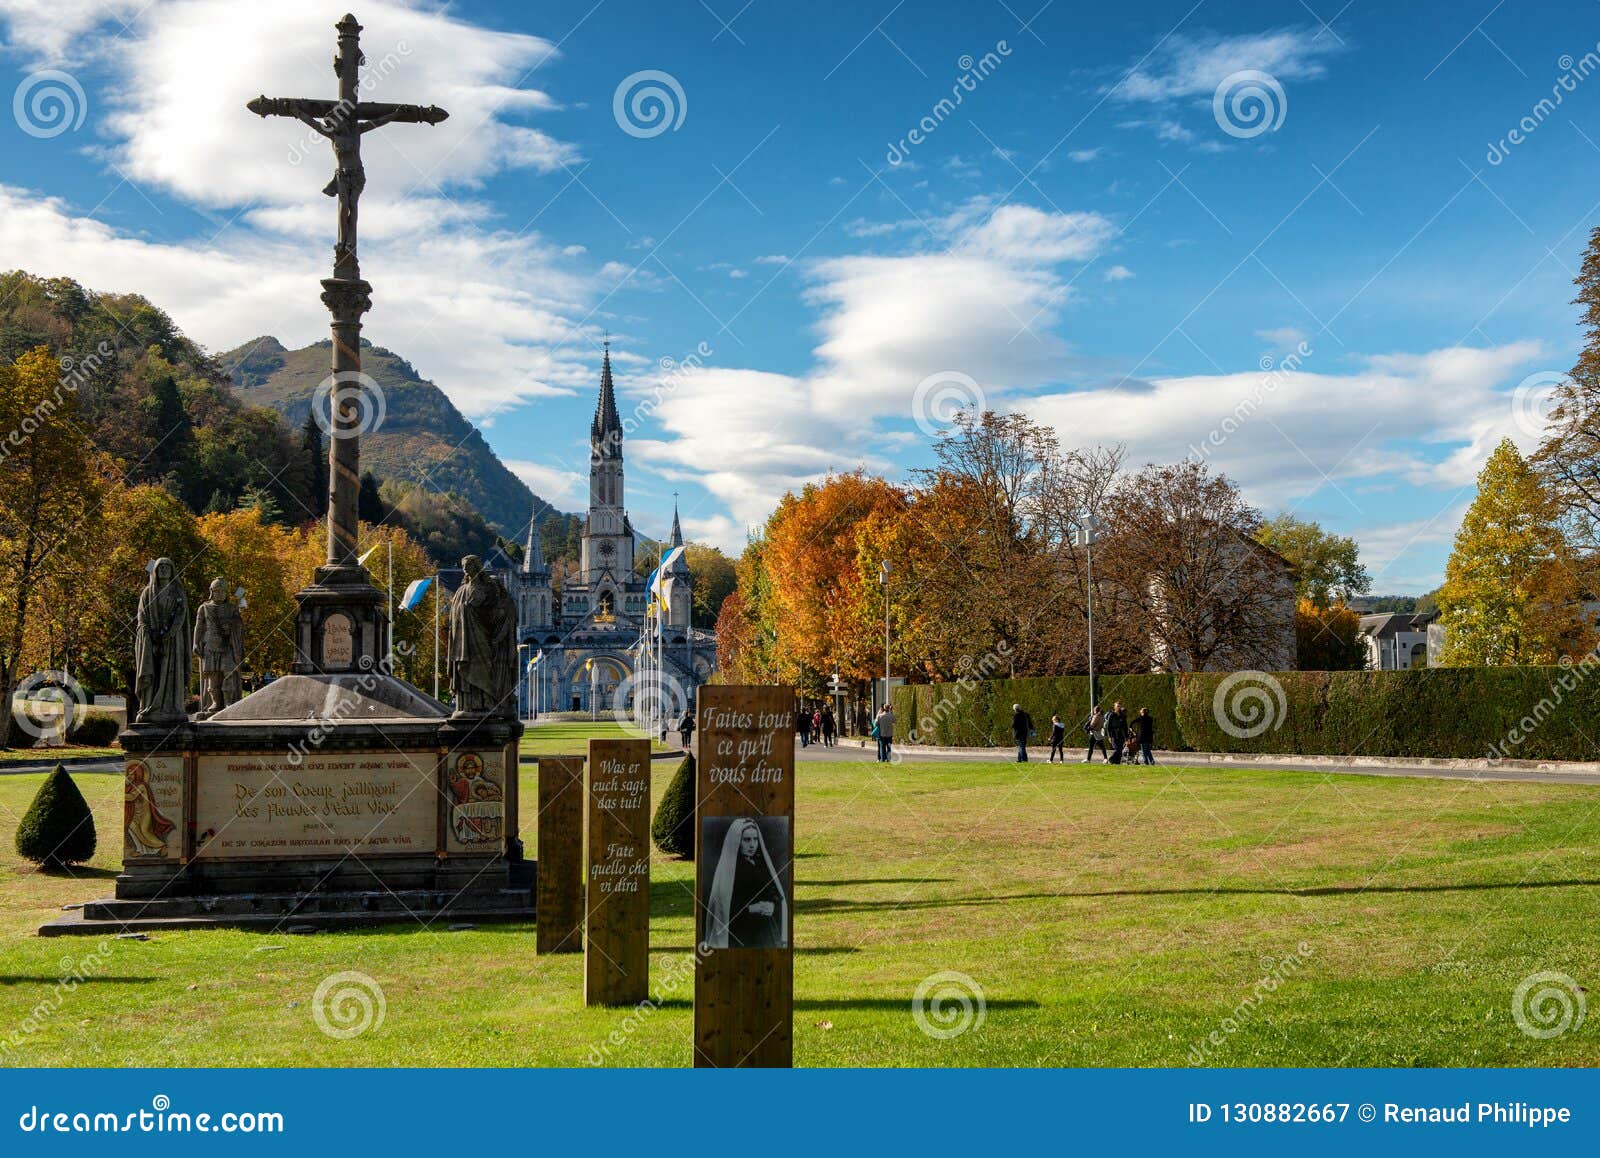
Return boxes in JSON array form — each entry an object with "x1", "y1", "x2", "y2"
[
  {"x1": 15, "y1": 765, "x2": 96, "y2": 868},
  {"x1": 651, "y1": 753, "x2": 695, "y2": 858},
  {"x1": 67, "y1": 709, "x2": 121, "y2": 747}
]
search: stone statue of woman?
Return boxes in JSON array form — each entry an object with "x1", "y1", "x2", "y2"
[{"x1": 135, "y1": 557, "x2": 190, "y2": 723}]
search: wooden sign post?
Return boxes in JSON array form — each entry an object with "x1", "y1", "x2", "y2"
[
  {"x1": 693, "y1": 685, "x2": 795, "y2": 1068},
  {"x1": 536, "y1": 756, "x2": 584, "y2": 955},
  {"x1": 584, "y1": 737, "x2": 651, "y2": 1005}
]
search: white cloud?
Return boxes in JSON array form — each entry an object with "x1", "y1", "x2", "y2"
[
  {"x1": 1067, "y1": 148, "x2": 1102, "y2": 163},
  {"x1": 1103, "y1": 264, "x2": 1134, "y2": 282},
  {"x1": 1256, "y1": 326, "x2": 1307, "y2": 350},
  {"x1": 504, "y1": 459, "x2": 585, "y2": 503},
  {"x1": 630, "y1": 202, "x2": 1111, "y2": 549},
  {"x1": 1025, "y1": 342, "x2": 1545, "y2": 507},
  {"x1": 1114, "y1": 28, "x2": 1341, "y2": 103}
]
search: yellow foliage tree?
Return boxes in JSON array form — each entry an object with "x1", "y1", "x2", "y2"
[{"x1": 1437, "y1": 438, "x2": 1594, "y2": 665}]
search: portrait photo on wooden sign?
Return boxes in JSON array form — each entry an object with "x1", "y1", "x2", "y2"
[{"x1": 699, "y1": 815, "x2": 790, "y2": 950}]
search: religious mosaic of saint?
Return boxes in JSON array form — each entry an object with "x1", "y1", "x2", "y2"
[{"x1": 448, "y1": 752, "x2": 504, "y2": 846}]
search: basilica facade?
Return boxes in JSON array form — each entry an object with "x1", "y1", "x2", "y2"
[{"x1": 495, "y1": 345, "x2": 716, "y2": 717}]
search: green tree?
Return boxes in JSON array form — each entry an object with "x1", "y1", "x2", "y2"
[
  {"x1": 1256, "y1": 515, "x2": 1370, "y2": 607},
  {"x1": 683, "y1": 543, "x2": 737, "y2": 628},
  {"x1": 1295, "y1": 599, "x2": 1368, "y2": 670},
  {"x1": 300, "y1": 408, "x2": 327, "y2": 521},
  {"x1": 1436, "y1": 439, "x2": 1591, "y2": 665},
  {"x1": 0, "y1": 349, "x2": 102, "y2": 748}
]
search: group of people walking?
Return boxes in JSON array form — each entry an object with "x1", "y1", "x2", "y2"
[
  {"x1": 1012, "y1": 700, "x2": 1156, "y2": 765},
  {"x1": 795, "y1": 704, "x2": 838, "y2": 748}
]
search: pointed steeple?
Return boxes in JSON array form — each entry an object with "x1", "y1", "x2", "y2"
[
  {"x1": 523, "y1": 507, "x2": 545, "y2": 573},
  {"x1": 665, "y1": 495, "x2": 690, "y2": 574},
  {"x1": 590, "y1": 338, "x2": 622, "y2": 458}
]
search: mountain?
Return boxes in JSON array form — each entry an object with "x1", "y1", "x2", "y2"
[{"x1": 217, "y1": 335, "x2": 559, "y2": 539}]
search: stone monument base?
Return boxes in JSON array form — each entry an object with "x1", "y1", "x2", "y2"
[{"x1": 41, "y1": 672, "x2": 534, "y2": 936}]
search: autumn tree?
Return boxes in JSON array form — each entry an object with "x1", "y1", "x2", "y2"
[
  {"x1": 1257, "y1": 514, "x2": 1370, "y2": 607},
  {"x1": 1295, "y1": 599, "x2": 1368, "y2": 670},
  {"x1": 682, "y1": 543, "x2": 737, "y2": 628},
  {"x1": 1436, "y1": 438, "x2": 1592, "y2": 665},
  {"x1": 1101, "y1": 460, "x2": 1294, "y2": 671},
  {"x1": 0, "y1": 349, "x2": 103, "y2": 746}
]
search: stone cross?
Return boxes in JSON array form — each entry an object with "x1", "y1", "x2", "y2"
[{"x1": 247, "y1": 13, "x2": 447, "y2": 574}]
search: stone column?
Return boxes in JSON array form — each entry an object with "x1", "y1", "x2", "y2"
[{"x1": 319, "y1": 277, "x2": 371, "y2": 572}]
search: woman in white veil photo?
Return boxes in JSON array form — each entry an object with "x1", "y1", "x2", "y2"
[{"x1": 704, "y1": 818, "x2": 787, "y2": 948}]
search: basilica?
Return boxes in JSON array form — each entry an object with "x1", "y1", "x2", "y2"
[{"x1": 493, "y1": 345, "x2": 716, "y2": 717}]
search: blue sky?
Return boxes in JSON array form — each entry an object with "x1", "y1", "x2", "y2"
[{"x1": 4, "y1": 0, "x2": 1599, "y2": 590}]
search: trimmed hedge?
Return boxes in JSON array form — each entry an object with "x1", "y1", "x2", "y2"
[
  {"x1": 651, "y1": 754, "x2": 695, "y2": 858},
  {"x1": 15, "y1": 765, "x2": 96, "y2": 867},
  {"x1": 895, "y1": 664, "x2": 1600, "y2": 761},
  {"x1": 68, "y1": 709, "x2": 121, "y2": 747}
]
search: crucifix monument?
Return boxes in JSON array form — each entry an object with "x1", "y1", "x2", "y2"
[
  {"x1": 52, "y1": 15, "x2": 531, "y2": 935},
  {"x1": 249, "y1": 13, "x2": 448, "y2": 672}
]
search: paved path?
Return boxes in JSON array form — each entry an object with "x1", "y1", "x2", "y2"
[{"x1": 796, "y1": 739, "x2": 1600, "y2": 786}]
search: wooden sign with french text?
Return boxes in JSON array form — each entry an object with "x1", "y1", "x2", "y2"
[
  {"x1": 693, "y1": 684, "x2": 795, "y2": 1067},
  {"x1": 536, "y1": 756, "x2": 584, "y2": 954},
  {"x1": 584, "y1": 738, "x2": 651, "y2": 1005}
]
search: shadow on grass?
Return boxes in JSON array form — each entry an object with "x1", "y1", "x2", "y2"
[
  {"x1": 793, "y1": 878, "x2": 1600, "y2": 913},
  {"x1": 651, "y1": 945, "x2": 861, "y2": 956},
  {"x1": 27, "y1": 865, "x2": 120, "y2": 880},
  {"x1": 632, "y1": 996, "x2": 1039, "y2": 1011},
  {"x1": 0, "y1": 975, "x2": 155, "y2": 985}
]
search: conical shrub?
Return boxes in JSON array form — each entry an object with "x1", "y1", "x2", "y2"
[
  {"x1": 651, "y1": 753, "x2": 695, "y2": 858},
  {"x1": 15, "y1": 765, "x2": 96, "y2": 868}
]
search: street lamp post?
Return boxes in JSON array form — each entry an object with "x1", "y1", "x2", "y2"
[
  {"x1": 878, "y1": 559, "x2": 891, "y2": 715},
  {"x1": 1073, "y1": 515, "x2": 1100, "y2": 722}
]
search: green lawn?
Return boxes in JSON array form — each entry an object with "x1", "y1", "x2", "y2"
[
  {"x1": 1, "y1": 741, "x2": 1597, "y2": 1067},
  {"x1": 519, "y1": 718, "x2": 675, "y2": 758}
]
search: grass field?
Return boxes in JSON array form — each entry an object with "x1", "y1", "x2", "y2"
[
  {"x1": 518, "y1": 719, "x2": 675, "y2": 758},
  {"x1": 0, "y1": 746, "x2": 120, "y2": 764},
  {"x1": 1, "y1": 741, "x2": 1597, "y2": 1067}
]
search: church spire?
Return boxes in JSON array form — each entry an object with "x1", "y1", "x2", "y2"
[
  {"x1": 523, "y1": 506, "x2": 545, "y2": 573},
  {"x1": 669, "y1": 495, "x2": 684, "y2": 548},
  {"x1": 591, "y1": 338, "x2": 622, "y2": 458}
]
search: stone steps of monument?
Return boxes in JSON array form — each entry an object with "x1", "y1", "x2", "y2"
[
  {"x1": 40, "y1": 902, "x2": 537, "y2": 936},
  {"x1": 76, "y1": 887, "x2": 535, "y2": 924}
]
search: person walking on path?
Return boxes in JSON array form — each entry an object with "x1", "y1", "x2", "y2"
[
  {"x1": 1048, "y1": 714, "x2": 1067, "y2": 763},
  {"x1": 795, "y1": 704, "x2": 812, "y2": 748},
  {"x1": 1011, "y1": 702, "x2": 1034, "y2": 762},
  {"x1": 820, "y1": 705, "x2": 837, "y2": 746},
  {"x1": 678, "y1": 708, "x2": 696, "y2": 751},
  {"x1": 1083, "y1": 705, "x2": 1109, "y2": 762},
  {"x1": 874, "y1": 704, "x2": 895, "y2": 762},
  {"x1": 1135, "y1": 707, "x2": 1156, "y2": 765},
  {"x1": 1106, "y1": 700, "x2": 1130, "y2": 764}
]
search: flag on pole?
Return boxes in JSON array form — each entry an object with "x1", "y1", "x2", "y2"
[
  {"x1": 357, "y1": 544, "x2": 379, "y2": 566},
  {"x1": 400, "y1": 576, "x2": 433, "y2": 611}
]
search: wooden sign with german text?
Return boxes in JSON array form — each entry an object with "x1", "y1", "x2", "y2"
[
  {"x1": 584, "y1": 737, "x2": 651, "y2": 1005},
  {"x1": 693, "y1": 684, "x2": 795, "y2": 1067},
  {"x1": 536, "y1": 756, "x2": 584, "y2": 954}
]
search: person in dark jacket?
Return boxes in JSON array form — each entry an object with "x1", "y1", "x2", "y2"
[
  {"x1": 795, "y1": 705, "x2": 811, "y2": 747},
  {"x1": 820, "y1": 705, "x2": 836, "y2": 746},
  {"x1": 1105, "y1": 700, "x2": 1129, "y2": 764},
  {"x1": 1048, "y1": 714, "x2": 1067, "y2": 763},
  {"x1": 1135, "y1": 706, "x2": 1155, "y2": 765},
  {"x1": 678, "y1": 708, "x2": 696, "y2": 750},
  {"x1": 1011, "y1": 702, "x2": 1033, "y2": 762}
]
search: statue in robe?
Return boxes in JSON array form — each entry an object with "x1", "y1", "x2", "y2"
[
  {"x1": 134, "y1": 557, "x2": 190, "y2": 723},
  {"x1": 447, "y1": 555, "x2": 517, "y2": 716}
]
